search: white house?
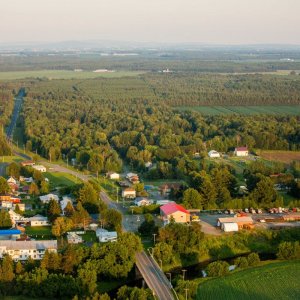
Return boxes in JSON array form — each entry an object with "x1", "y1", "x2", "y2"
[
  {"x1": 29, "y1": 215, "x2": 50, "y2": 227},
  {"x1": 0, "y1": 240, "x2": 57, "y2": 261},
  {"x1": 134, "y1": 197, "x2": 153, "y2": 207},
  {"x1": 39, "y1": 194, "x2": 59, "y2": 204},
  {"x1": 32, "y1": 165, "x2": 47, "y2": 172},
  {"x1": 96, "y1": 228, "x2": 117, "y2": 242},
  {"x1": 208, "y1": 150, "x2": 221, "y2": 158},
  {"x1": 7, "y1": 177, "x2": 17, "y2": 185},
  {"x1": 67, "y1": 232, "x2": 83, "y2": 244},
  {"x1": 234, "y1": 147, "x2": 249, "y2": 157},
  {"x1": 106, "y1": 172, "x2": 120, "y2": 180},
  {"x1": 60, "y1": 196, "x2": 73, "y2": 214},
  {"x1": 122, "y1": 188, "x2": 136, "y2": 198},
  {"x1": 145, "y1": 161, "x2": 153, "y2": 168},
  {"x1": 126, "y1": 172, "x2": 138, "y2": 179},
  {"x1": 8, "y1": 210, "x2": 27, "y2": 225}
]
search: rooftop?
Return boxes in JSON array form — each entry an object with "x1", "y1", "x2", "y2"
[
  {"x1": 160, "y1": 202, "x2": 190, "y2": 215},
  {"x1": 0, "y1": 240, "x2": 57, "y2": 250}
]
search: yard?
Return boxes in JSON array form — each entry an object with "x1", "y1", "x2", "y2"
[
  {"x1": 44, "y1": 172, "x2": 78, "y2": 188},
  {"x1": 25, "y1": 226, "x2": 54, "y2": 240},
  {"x1": 197, "y1": 260, "x2": 300, "y2": 300}
]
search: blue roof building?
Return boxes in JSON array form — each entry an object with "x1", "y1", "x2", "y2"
[{"x1": 0, "y1": 229, "x2": 21, "y2": 236}]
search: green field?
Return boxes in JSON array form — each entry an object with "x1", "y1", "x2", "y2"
[
  {"x1": 177, "y1": 105, "x2": 300, "y2": 115},
  {"x1": 0, "y1": 70, "x2": 144, "y2": 80},
  {"x1": 45, "y1": 172, "x2": 79, "y2": 187},
  {"x1": 25, "y1": 226, "x2": 54, "y2": 240},
  {"x1": 197, "y1": 260, "x2": 300, "y2": 300}
]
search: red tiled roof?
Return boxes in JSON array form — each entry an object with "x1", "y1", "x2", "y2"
[
  {"x1": 160, "y1": 203, "x2": 190, "y2": 215},
  {"x1": 235, "y1": 147, "x2": 248, "y2": 151}
]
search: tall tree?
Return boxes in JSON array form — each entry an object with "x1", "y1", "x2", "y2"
[
  {"x1": 47, "y1": 199, "x2": 62, "y2": 222},
  {"x1": 0, "y1": 177, "x2": 10, "y2": 194}
]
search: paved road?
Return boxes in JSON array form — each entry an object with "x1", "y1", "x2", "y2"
[
  {"x1": 6, "y1": 93, "x2": 24, "y2": 140},
  {"x1": 136, "y1": 252, "x2": 174, "y2": 300}
]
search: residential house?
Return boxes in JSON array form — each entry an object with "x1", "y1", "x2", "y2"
[
  {"x1": 134, "y1": 197, "x2": 153, "y2": 207},
  {"x1": 0, "y1": 195, "x2": 21, "y2": 203},
  {"x1": 122, "y1": 187, "x2": 136, "y2": 198},
  {"x1": 0, "y1": 240, "x2": 57, "y2": 261},
  {"x1": 234, "y1": 147, "x2": 249, "y2": 157},
  {"x1": 0, "y1": 229, "x2": 21, "y2": 240},
  {"x1": 8, "y1": 210, "x2": 27, "y2": 225},
  {"x1": 106, "y1": 172, "x2": 120, "y2": 180},
  {"x1": 160, "y1": 203, "x2": 190, "y2": 225},
  {"x1": 67, "y1": 232, "x2": 83, "y2": 244},
  {"x1": 21, "y1": 161, "x2": 35, "y2": 167},
  {"x1": 96, "y1": 228, "x2": 117, "y2": 242},
  {"x1": 7, "y1": 177, "x2": 17, "y2": 185},
  {"x1": 208, "y1": 150, "x2": 221, "y2": 158},
  {"x1": 126, "y1": 173, "x2": 140, "y2": 184},
  {"x1": 39, "y1": 193, "x2": 59, "y2": 204},
  {"x1": 29, "y1": 215, "x2": 50, "y2": 227},
  {"x1": 60, "y1": 196, "x2": 73, "y2": 215},
  {"x1": 13, "y1": 203, "x2": 25, "y2": 211},
  {"x1": 159, "y1": 183, "x2": 181, "y2": 197},
  {"x1": 32, "y1": 165, "x2": 47, "y2": 172}
]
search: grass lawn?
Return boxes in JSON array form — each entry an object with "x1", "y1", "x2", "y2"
[
  {"x1": 0, "y1": 156, "x2": 23, "y2": 163},
  {"x1": 25, "y1": 226, "x2": 54, "y2": 239},
  {"x1": 45, "y1": 172, "x2": 78, "y2": 188},
  {"x1": 0, "y1": 70, "x2": 144, "y2": 80},
  {"x1": 197, "y1": 260, "x2": 300, "y2": 300},
  {"x1": 81, "y1": 230, "x2": 98, "y2": 243}
]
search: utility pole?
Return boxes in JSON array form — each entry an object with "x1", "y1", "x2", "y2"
[
  {"x1": 184, "y1": 288, "x2": 189, "y2": 300},
  {"x1": 182, "y1": 269, "x2": 187, "y2": 281},
  {"x1": 67, "y1": 157, "x2": 68, "y2": 167},
  {"x1": 166, "y1": 273, "x2": 172, "y2": 286}
]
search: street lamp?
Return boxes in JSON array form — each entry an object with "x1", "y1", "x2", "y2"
[
  {"x1": 153, "y1": 233, "x2": 157, "y2": 245},
  {"x1": 182, "y1": 269, "x2": 187, "y2": 281},
  {"x1": 159, "y1": 259, "x2": 162, "y2": 270},
  {"x1": 148, "y1": 247, "x2": 154, "y2": 257}
]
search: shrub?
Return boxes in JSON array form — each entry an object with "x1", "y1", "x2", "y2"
[
  {"x1": 207, "y1": 261, "x2": 230, "y2": 277},
  {"x1": 247, "y1": 253, "x2": 260, "y2": 266},
  {"x1": 234, "y1": 257, "x2": 248, "y2": 269},
  {"x1": 277, "y1": 241, "x2": 300, "y2": 260}
]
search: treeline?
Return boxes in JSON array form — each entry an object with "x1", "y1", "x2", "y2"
[
  {"x1": 2, "y1": 51, "x2": 300, "y2": 72},
  {"x1": 0, "y1": 233, "x2": 145, "y2": 299}
]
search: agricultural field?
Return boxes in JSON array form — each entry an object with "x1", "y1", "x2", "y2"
[
  {"x1": 197, "y1": 260, "x2": 300, "y2": 300},
  {"x1": 257, "y1": 150, "x2": 300, "y2": 164},
  {"x1": 0, "y1": 70, "x2": 143, "y2": 80},
  {"x1": 177, "y1": 105, "x2": 300, "y2": 115}
]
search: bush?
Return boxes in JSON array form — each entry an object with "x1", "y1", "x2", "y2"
[
  {"x1": 234, "y1": 257, "x2": 248, "y2": 269},
  {"x1": 207, "y1": 261, "x2": 230, "y2": 277},
  {"x1": 247, "y1": 253, "x2": 260, "y2": 266},
  {"x1": 277, "y1": 241, "x2": 300, "y2": 260}
]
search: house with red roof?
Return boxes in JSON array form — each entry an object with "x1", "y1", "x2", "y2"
[
  {"x1": 234, "y1": 146, "x2": 248, "y2": 157},
  {"x1": 160, "y1": 203, "x2": 190, "y2": 225}
]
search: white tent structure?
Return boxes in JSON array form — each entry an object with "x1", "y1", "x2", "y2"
[
  {"x1": 221, "y1": 222, "x2": 239, "y2": 232},
  {"x1": 208, "y1": 150, "x2": 221, "y2": 158}
]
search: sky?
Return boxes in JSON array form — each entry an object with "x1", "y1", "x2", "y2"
[{"x1": 1, "y1": 0, "x2": 300, "y2": 45}]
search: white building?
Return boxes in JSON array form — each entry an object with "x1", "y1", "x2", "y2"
[
  {"x1": 29, "y1": 215, "x2": 50, "y2": 227},
  {"x1": 7, "y1": 177, "x2": 17, "y2": 185},
  {"x1": 134, "y1": 197, "x2": 153, "y2": 207},
  {"x1": 60, "y1": 196, "x2": 73, "y2": 214},
  {"x1": 67, "y1": 232, "x2": 83, "y2": 244},
  {"x1": 32, "y1": 165, "x2": 47, "y2": 172},
  {"x1": 221, "y1": 222, "x2": 239, "y2": 232},
  {"x1": 8, "y1": 210, "x2": 27, "y2": 225},
  {"x1": 234, "y1": 147, "x2": 249, "y2": 157},
  {"x1": 208, "y1": 150, "x2": 221, "y2": 158},
  {"x1": 39, "y1": 194, "x2": 59, "y2": 204},
  {"x1": 96, "y1": 228, "x2": 117, "y2": 242},
  {"x1": 122, "y1": 188, "x2": 136, "y2": 198},
  {"x1": 0, "y1": 240, "x2": 57, "y2": 261},
  {"x1": 106, "y1": 172, "x2": 120, "y2": 180}
]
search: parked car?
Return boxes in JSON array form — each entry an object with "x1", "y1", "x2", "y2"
[
  {"x1": 244, "y1": 208, "x2": 249, "y2": 213},
  {"x1": 257, "y1": 209, "x2": 262, "y2": 214},
  {"x1": 250, "y1": 208, "x2": 256, "y2": 214},
  {"x1": 229, "y1": 209, "x2": 234, "y2": 215}
]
